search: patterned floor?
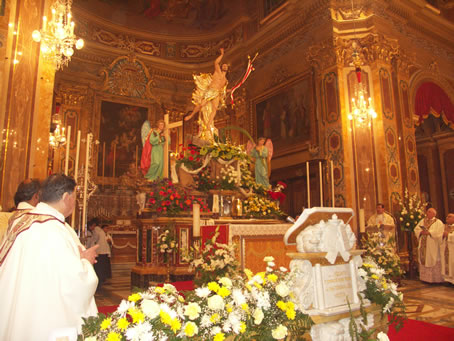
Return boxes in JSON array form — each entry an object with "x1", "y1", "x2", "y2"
[{"x1": 95, "y1": 265, "x2": 454, "y2": 328}]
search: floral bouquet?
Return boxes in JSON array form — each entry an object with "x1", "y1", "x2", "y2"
[
  {"x1": 397, "y1": 188, "x2": 426, "y2": 232},
  {"x1": 218, "y1": 164, "x2": 241, "y2": 190},
  {"x1": 184, "y1": 226, "x2": 239, "y2": 286},
  {"x1": 175, "y1": 144, "x2": 203, "y2": 171},
  {"x1": 200, "y1": 141, "x2": 250, "y2": 162},
  {"x1": 243, "y1": 194, "x2": 285, "y2": 219},
  {"x1": 81, "y1": 257, "x2": 313, "y2": 341},
  {"x1": 195, "y1": 166, "x2": 217, "y2": 192},
  {"x1": 148, "y1": 178, "x2": 210, "y2": 216},
  {"x1": 358, "y1": 256, "x2": 407, "y2": 331},
  {"x1": 157, "y1": 229, "x2": 177, "y2": 263},
  {"x1": 267, "y1": 181, "x2": 287, "y2": 205},
  {"x1": 361, "y1": 233, "x2": 404, "y2": 280}
]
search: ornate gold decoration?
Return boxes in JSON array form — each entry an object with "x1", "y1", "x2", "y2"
[
  {"x1": 306, "y1": 39, "x2": 337, "y2": 70},
  {"x1": 55, "y1": 84, "x2": 88, "y2": 106},
  {"x1": 99, "y1": 54, "x2": 158, "y2": 101}
]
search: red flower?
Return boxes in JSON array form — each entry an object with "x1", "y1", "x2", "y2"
[
  {"x1": 157, "y1": 207, "x2": 162, "y2": 212},
  {"x1": 277, "y1": 181, "x2": 287, "y2": 189},
  {"x1": 191, "y1": 150, "x2": 196, "y2": 155},
  {"x1": 163, "y1": 207, "x2": 167, "y2": 211},
  {"x1": 180, "y1": 203, "x2": 183, "y2": 208},
  {"x1": 168, "y1": 189, "x2": 172, "y2": 193},
  {"x1": 162, "y1": 202, "x2": 166, "y2": 206},
  {"x1": 185, "y1": 199, "x2": 191, "y2": 206},
  {"x1": 159, "y1": 191, "x2": 165, "y2": 196},
  {"x1": 165, "y1": 200, "x2": 171, "y2": 206},
  {"x1": 150, "y1": 191, "x2": 154, "y2": 196},
  {"x1": 189, "y1": 156, "x2": 194, "y2": 161},
  {"x1": 170, "y1": 195, "x2": 174, "y2": 200}
]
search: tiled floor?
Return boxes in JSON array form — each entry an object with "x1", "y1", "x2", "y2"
[{"x1": 95, "y1": 265, "x2": 454, "y2": 328}]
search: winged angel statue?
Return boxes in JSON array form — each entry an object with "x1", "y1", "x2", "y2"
[{"x1": 247, "y1": 137, "x2": 273, "y2": 188}]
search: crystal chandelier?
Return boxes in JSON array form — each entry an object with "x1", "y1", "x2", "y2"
[
  {"x1": 348, "y1": 45, "x2": 377, "y2": 124},
  {"x1": 49, "y1": 104, "x2": 66, "y2": 148},
  {"x1": 32, "y1": 0, "x2": 84, "y2": 70}
]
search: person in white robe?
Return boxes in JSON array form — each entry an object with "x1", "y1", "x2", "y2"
[
  {"x1": 366, "y1": 203, "x2": 397, "y2": 248},
  {"x1": 441, "y1": 213, "x2": 454, "y2": 283},
  {"x1": 414, "y1": 207, "x2": 445, "y2": 283},
  {"x1": 0, "y1": 174, "x2": 99, "y2": 341}
]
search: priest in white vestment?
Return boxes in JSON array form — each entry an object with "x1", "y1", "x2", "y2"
[
  {"x1": 0, "y1": 174, "x2": 100, "y2": 341},
  {"x1": 414, "y1": 208, "x2": 445, "y2": 283},
  {"x1": 441, "y1": 213, "x2": 454, "y2": 283},
  {"x1": 366, "y1": 203, "x2": 396, "y2": 248}
]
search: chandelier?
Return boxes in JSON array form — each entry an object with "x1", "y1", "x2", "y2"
[
  {"x1": 49, "y1": 104, "x2": 66, "y2": 148},
  {"x1": 32, "y1": 0, "x2": 84, "y2": 70}
]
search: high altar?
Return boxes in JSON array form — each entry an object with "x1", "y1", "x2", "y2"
[{"x1": 2, "y1": 0, "x2": 454, "y2": 281}]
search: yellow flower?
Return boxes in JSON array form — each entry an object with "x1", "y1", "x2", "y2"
[
  {"x1": 267, "y1": 274, "x2": 278, "y2": 282},
  {"x1": 240, "y1": 321, "x2": 246, "y2": 333},
  {"x1": 286, "y1": 307, "x2": 296, "y2": 320},
  {"x1": 184, "y1": 321, "x2": 198, "y2": 337},
  {"x1": 241, "y1": 303, "x2": 249, "y2": 313},
  {"x1": 160, "y1": 310, "x2": 172, "y2": 326},
  {"x1": 214, "y1": 332, "x2": 225, "y2": 341},
  {"x1": 244, "y1": 268, "x2": 253, "y2": 279},
  {"x1": 170, "y1": 318, "x2": 181, "y2": 333},
  {"x1": 226, "y1": 303, "x2": 233, "y2": 313},
  {"x1": 253, "y1": 282, "x2": 263, "y2": 290},
  {"x1": 245, "y1": 284, "x2": 252, "y2": 292},
  {"x1": 371, "y1": 274, "x2": 379, "y2": 280},
  {"x1": 178, "y1": 295, "x2": 185, "y2": 303},
  {"x1": 155, "y1": 286, "x2": 165, "y2": 294},
  {"x1": 100, "y1": 317, "x2": 112, "y2": 330},
  {"x1": 218, "y1": 286, "x2": 231, "y2": 298},
  {"x1": 117, "y1": 317, "x2": 129, "y2": 331},
  {"x1": 363, "y1": 263, "x2": 373, "y2": 268},
  {"x1": 208, "y1": 281, "x2": 220, "y2": 293},
  {"x1": 130, "y1": 309, "x2": 145, "y2": 324},
  {"x1": 106, "y1": 332, "x2": 121, "y2": 341},
  {"x1": 210, "y1": 313, "x2": 221, "y2": 323},
  {"x1": 128, "y1": 293, "x2": 141, "y2": 302},
  {"x1": 276, "y1": 300, "x2": 287, "y2": 311}
]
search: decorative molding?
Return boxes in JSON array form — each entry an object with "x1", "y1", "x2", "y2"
[{"x1": 55, "y1": 84, "x2": 88, "y2": 106}]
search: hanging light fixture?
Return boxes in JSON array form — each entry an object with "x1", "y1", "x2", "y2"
[
  {"x1": 347, "y1": 0, "x2": 377, "y2": 125},
  {"x1": 49, "y1": 103, "x2": 67, "y2": 149},
  {"x1": 32, "y1": 0, "x2": 84, "y2": 70}
]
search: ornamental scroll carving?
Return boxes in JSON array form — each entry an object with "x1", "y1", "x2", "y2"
[
  {"x1": 334, "y1": 34, "x2": 399, "y2": 67},
  {"x1": 306, "y1": 39, "x2": 337, "y2": 70},
  {"x1": 99, "y1": 54, "x2": 158, "y2": 101},
  {"x1": 55, "y1": 85, "x2": 88, "y2": 107}
]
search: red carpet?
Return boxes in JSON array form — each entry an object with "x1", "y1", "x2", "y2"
[{"x1": 388, "y1": 318, "x2": 454, "y2": 341}]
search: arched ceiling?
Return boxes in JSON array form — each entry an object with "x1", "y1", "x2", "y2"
[{"x1": 73, "y1": 0, "x2": 248, "y2": 37}]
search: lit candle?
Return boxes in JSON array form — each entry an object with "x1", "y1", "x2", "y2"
[
  {"x1": 43, "y1": 16, "x2": 47, "y2": 31},
  {"x1": 81, "y1": 133, "x2": 92, "y2": 239},
  {"x1": 64, "y1": 125, "x2": 71, "y2": 175},
  {"x1": 193, "y1": 203, "x2": 200, "y2": 237},
  {"x1": 306, "y1": 161, "x2": 311, "y2": 208},
  {"x1": 319, "y1": 161, "x2": 323, "y2": 207},
  {"x1": 71, "y1": 130, "x2": 81, "y2": 228},
  {"x1": 359, "y1": 208, "x2": 366, "y2": 233},
  {"x1": 330, "y1": 160, "x2": 335, "y2": 208}
]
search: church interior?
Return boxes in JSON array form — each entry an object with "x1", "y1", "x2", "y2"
[{"x1": 1, "y1": 0, "x2": 454, "y2": 339}]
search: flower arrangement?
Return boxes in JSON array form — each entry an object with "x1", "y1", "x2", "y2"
[
  {"x1": 157, "y1": 229, "x2": 177, "y2": 263},
  {"x1": 175, "y1": 144, "x2": 203, "y2": 171},
  {"x1": 81, "y1": 257, "x2": 313, "y2": 341},
  {"x1": 147, "y1": 178, "x2": 209, "y2": 216},
  {"x1": 243, "y1": 194, "x2": 285, "y2": 219},
  {"x1": 218, "y1": 165, "x2": 241, "y2": 190},
  {"x1": 200, "y1": 141, "x2": 250, "y2": 162},
  {"x1": 361, "y1": 233, "x2": 404, "y2": 280},
  {"x1": 358, "y1": 257, "x2": 407, "y2": 331},
  {"x1": 195, "y1": 166, "x2": 217, "y2": 192},
  {"x1": 397, "y1": 189, "x2": 426, "y2": 232},
  {"x1": 268, "y1": 181, "x2": 287, "y2": 205},
  {"x1": 184, "y1": 226, "x2": 239, "y2": 286}
]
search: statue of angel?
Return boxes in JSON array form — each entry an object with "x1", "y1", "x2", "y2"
[
  {"x1": 247, "y1": 137, "x2": 273, "y2": 188},
  {"x1": 140, "y1": 119, "x2": 168, "y2": 181}
]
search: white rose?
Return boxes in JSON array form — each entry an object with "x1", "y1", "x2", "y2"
[
  {"x1": 207, "y1": 295, "x2": 225, "y2": 310},
  {"x1": 275, "y1": 283, "x2": 290, "y2": 297},
  {"x1": 377, "y1": 331, "x2": 390, "y2": 341},
  {"x1": 253, "y1": 308, "x2": 264, "y2": 325},
  {"x1": 184, "y1": 302, "x2": 202, "y2": 320},
  {"x1": 272, "y1": 324, "x2": 288, "y2": 340},
  {"x1": 141, "y1": 299, "x2": 160, "y2": 319},
  {"x1": 219, "y1": 277, "x2": 233, "y2": 288}
]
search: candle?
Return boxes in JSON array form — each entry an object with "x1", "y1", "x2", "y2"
[
  {"x1": 113, "y1": 143, "x2": 116, "y2": 178},
  {"x1": 319, "y1": 161, "x2": 323, "y2": 207},
  {"x1": 71, "y1": 130, "x2": 81, "y2": 228},
  {"x1": 330, "y1": 160, "x2": 335, "y2": 208},
  {"x1": 81, "y1": 133, "x2": 92, "y2": 239},
  {"x1": 64, "y1": 125, "x2": 71, "y2": 175},
  {"x1": 306, "y1": 162, "x2": 311, "y2": 208},
  {"x1": 359, "y1": 208, "x2": 366, "y2": 233},
  {"x1": 193, "y1": 203, "x2": 201, "y2": 237},
  {"x1": 43, "y1": 16, "x2": 47, "y2": 31}
]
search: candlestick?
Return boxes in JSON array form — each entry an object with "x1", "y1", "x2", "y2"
[
  {"x1": 306, "y1": 161, "x2": 311, "y2": 208},
  {"x1": 330, "y1": 160, "x2": 335, "y2": 208},
  {"x1": 319, "y1": 161, "x2": 323, "y2": 207},
  {"x1": 193, "y1": 203, "x2": 201, "y2": 237},
  {"x1": 113, "y1": 143, "x2": 116, "y2": 178},
  {"x1": 359, "y1": 208, "x2": 366, "y2": 233},
  {"x1": 64, "y1": 126, "x2": 71, "y2": 175},
  {"x1": 81, "y1": 133, "x2": 92, "y2": 239},
  {"x1": 70, "y1": 130, "x2": 81, "y2": 228}
]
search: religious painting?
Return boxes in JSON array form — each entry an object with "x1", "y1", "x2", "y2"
[
  {"x1": 254, "y1": 74, "x2": 313, "y2": 155},
  {"x1": 0, "y1": 0, "x2": 5, "y2": 16},
  {"x1": 97, "y1": 101, "x2": 148, "y2": 178}
]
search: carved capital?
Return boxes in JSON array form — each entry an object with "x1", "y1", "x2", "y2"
[{"x1": 306, "y1": 39, "x2": 337, "y2": 70}]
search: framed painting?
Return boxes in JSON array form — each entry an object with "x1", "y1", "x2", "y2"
[
  {"x1": 97, "y1": 101, "x2": 148, "y2": 178},
  {"x1": 254, "y1": 73, "x2": 314, "y2": 156}
]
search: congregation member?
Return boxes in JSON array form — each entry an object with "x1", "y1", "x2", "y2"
[
  {"x1": 0, "y1": 174, "x2": 99, "y2": 341},
  {"x1": 441, "y1": 213, "x2": 454, "y2": 283},
  {"x1": 414, "y1": 207, "x2": 445, "y2": 283},
  {"x1": 87, "y1": 218, "x2": 111, "y2": 288}
]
